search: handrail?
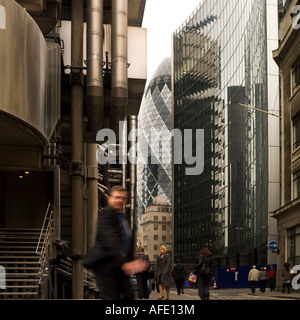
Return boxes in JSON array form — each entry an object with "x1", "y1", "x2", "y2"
[
  {"x1": 57, "y1": 257, "x2": 97, "y2": 290},
  {"x1": 36, "y1": 202, "x2": 52, "y2": 254},
  {"x1": 36, "y1": 203, "x2": 54, "y2": 285}
]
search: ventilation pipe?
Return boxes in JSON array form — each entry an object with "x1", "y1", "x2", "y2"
[
  {"x1": 71, "y1": 0, "x2": 84, "y2": 299},
  {"x1": 111, "y1": 0, "x2": 128, "y2": 136},
  {"x1": 86, "y1": 0, "x2": 103, "y2": 134}
]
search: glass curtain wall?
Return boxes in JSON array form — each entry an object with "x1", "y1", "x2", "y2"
[
  {"x1": 173, "y1": 0, "x2": 269, "y2": 266},
  {"x1": 137, "y1": 58, "x2": 172, "y2": 215}
]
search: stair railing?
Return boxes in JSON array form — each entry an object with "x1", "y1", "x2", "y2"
[
  {"x1": 36, "y1": 203, "x2": 54, "y2": 285},
  {"x1": 57, "y1": 256, "x2": 97, "y2": 291}
]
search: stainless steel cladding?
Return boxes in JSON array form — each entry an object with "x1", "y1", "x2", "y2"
[
  {"x1": 111, "y1": 0, "x2": 128, "y2": 135},
  {"x1": 86, "y1": 0, "x2": 104, "y2": 134},
  {"x1": 0, "y1": 0, "x2": 60, "y2": 144}
]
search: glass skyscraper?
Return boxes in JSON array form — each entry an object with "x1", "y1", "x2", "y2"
[
  {"x1": 173, "y1": 0, "x2": 280, "y2": 266},
  {"x1": 137, "y1": 57, "x2": 172, "y2": 215}
]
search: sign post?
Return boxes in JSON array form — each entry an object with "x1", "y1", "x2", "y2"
[{"x1": 267, "y1": 240, "x2": 279, "y2": 253}]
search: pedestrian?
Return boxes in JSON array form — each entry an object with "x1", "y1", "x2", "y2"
[
  {"x1": 194, "y1": 248, "x2": 216, "y2": 300},
  {"x1": 133, "y1": 245, "x2": 150, "y2": 299},
  {"x1": 155, "y1": 245, "x2": 172, "y2": 300},
  {"x1": 172, "y1": 259, "x2": 187, "y2": 295},
  {"x1": 82, "y1": 186, "x2": 147, "y2": 300},
  {"x1": 147, "y1": 266, "x2": 155, "y2": 294},
  {"x1": 248, "y1": 265, "x2": 260, "y2": 294},
  {"x1": 267, "y1": 265, "x2": 276, "y2": 292},
  {"x1": 259, "y1": 267, "x2": 267, "y2": 293},
  {"x1": 281, "y1": 262, "x2": 292, "y2": 294}
]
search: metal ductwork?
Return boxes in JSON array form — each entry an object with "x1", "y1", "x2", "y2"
[
  {"x1": 16, "y1": 0, "x2": 61, "y2": 35},
  {"x1": 86, "y1": 0, "x2": 103, "y2": 135},
  {"x1": 111, "y1": 0, "x2": 128, "y2": 136}
]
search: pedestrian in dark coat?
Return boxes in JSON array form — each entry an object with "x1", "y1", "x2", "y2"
[
  {"x1": 134, "y1": 246, "x2": 150, "y2": 299},
  {"x1": 172, "y1": 259, "x2": 187, "y2": 295},
  {"x1": 195, "y1": 248, "x2": 216, "y2": 300},
  {"x1": 82, "y1": 186, "x2": 146, "y2": 300},
  {"x1": 156, "y1": 246, "x2": 172, "y2": 300}
]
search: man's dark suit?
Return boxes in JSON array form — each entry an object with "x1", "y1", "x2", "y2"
[
  {"x1": 83, "y1": 206, "x2": 133, "y2": 300},
  {"x1": 172, "y1": 263, "x2": 187, "y2": 295}
]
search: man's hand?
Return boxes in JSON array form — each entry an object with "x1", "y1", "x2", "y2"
[{"x1": 121, "y1": 259, "x2": 148, "y2": 275}]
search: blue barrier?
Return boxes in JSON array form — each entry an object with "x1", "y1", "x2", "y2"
[{"x1": 215, "y1": 265, "x2": 277, "y2": 289}]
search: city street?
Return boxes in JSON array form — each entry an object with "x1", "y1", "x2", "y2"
[
  {"x1": 146, "y1": 287, "x2": 300, "y2": 301},
  {"x1": 1, "y1": 0, "x2": 300, "y2": 303}
]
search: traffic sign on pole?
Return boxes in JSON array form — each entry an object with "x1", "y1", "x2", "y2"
[
  {"x1": 267, "y1": 240, "x2": 279, "y2": 251},
  {"x1": 230, "y1": 266, "x2": 236, "y2": 272}
]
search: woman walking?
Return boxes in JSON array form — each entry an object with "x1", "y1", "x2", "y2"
[{"x1": 155, "y1": 246, "x2": 172, "y2": 300}]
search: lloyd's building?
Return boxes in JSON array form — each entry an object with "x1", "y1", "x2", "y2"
[
  {"x1": 0, "y1": 0, "x2": 147, "y2": 299},
  {"x1": 173, "y1": 0, "x2": 281, "y2": 268}
]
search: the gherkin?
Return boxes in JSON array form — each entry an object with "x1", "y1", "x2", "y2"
[{"x1": 137, "y1": 57, "x2": 172, "y2": 216}]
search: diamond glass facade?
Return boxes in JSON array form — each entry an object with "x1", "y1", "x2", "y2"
[
  {"x1": 173, "y1": 0, "x2": 278, "y2": 266},
  {"x1": 137, "y1": 57, "x2": 172, "y2": 215}
]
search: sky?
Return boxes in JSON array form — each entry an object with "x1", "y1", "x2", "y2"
[{"x1": 142, "y1": 0, "x2": 202, "y2": 83}]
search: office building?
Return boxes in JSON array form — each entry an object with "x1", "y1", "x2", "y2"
[
  {"x1": 272, "y1": 0, "x2": 300, "y2": 289},
  {"x1": 137, "y1": 57, "x2": 172, "y2": 215},
  {"x1": 173, "y1": 0, "x2": 280, "y2": 267},
  {"x1": 0, "y1": 0, "x2": 147, "y2": 299},
  {"x1": 139, "y1": 196, "x2": 172, "y2": 266}
]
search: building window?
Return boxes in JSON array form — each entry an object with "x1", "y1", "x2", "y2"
[
  {"x1": 292, "y1": 56, "x2": 300, "y2": 94},
  {"x1": 293, "y1": 170, "x2": 300, "y2": 199},
  {"x1": 154, "y1": 216, "x2": 158, "y2": 221},
  {"x1": 162, "y1": 225, "x2": 167, "y2": 231},
  {"x1": 154, "y1": 235, "x2": 158, "y2": 241},
  {"x1": 288, "y1": 225, "x2": 300, "y2": 266},
  {"x1": 143, "y1": 236, "x2": 148, "y2": 242},
  {"x1": 162, "y1": 216, "x2": 167, "y2": 221},
  {"x1": 154, "y1": 225, "x2": 158, "y2": 231},
  {"x1": 293, "y1": 117, "x2": 300, "y2": 150},
  {"x1": 162, "y1": 236, "x2": 167, "y2": 242}
]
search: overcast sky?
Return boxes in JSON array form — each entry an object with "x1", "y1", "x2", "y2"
[{"x1": 142, "y1": 0, "x2": 202, "y2": 82}]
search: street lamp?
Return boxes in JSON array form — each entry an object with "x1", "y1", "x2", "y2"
[{"x1": 239, "y1": 103, "x2": 282, "y2": 119}]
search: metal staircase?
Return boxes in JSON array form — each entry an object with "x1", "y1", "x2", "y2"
[
  {"x1": 0, "y1": 228, "x2": 44, "y2": 298},
  {"x1": 0, "y1": 204, "x2": 54, "y2": 299}
]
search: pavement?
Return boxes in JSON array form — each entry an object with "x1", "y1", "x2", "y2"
[{"x1": 144, "y1": 287, "x2": 300, "y2": 300}]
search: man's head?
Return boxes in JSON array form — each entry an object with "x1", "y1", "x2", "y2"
[{"x1": 108, "y1": 186, "x2": 128, "y2": 211}]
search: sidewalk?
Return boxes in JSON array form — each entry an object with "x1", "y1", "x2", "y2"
[
  {"x1": 143, "y1": 287, "x2": 300, "y2": 300},
  {"x1": 241, "y1": 288, "x2": 300, "y2": 300}
]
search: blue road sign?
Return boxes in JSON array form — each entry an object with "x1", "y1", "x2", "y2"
[{"x1": 267, "y1": 240, "x2": 279, "y2": 251}]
